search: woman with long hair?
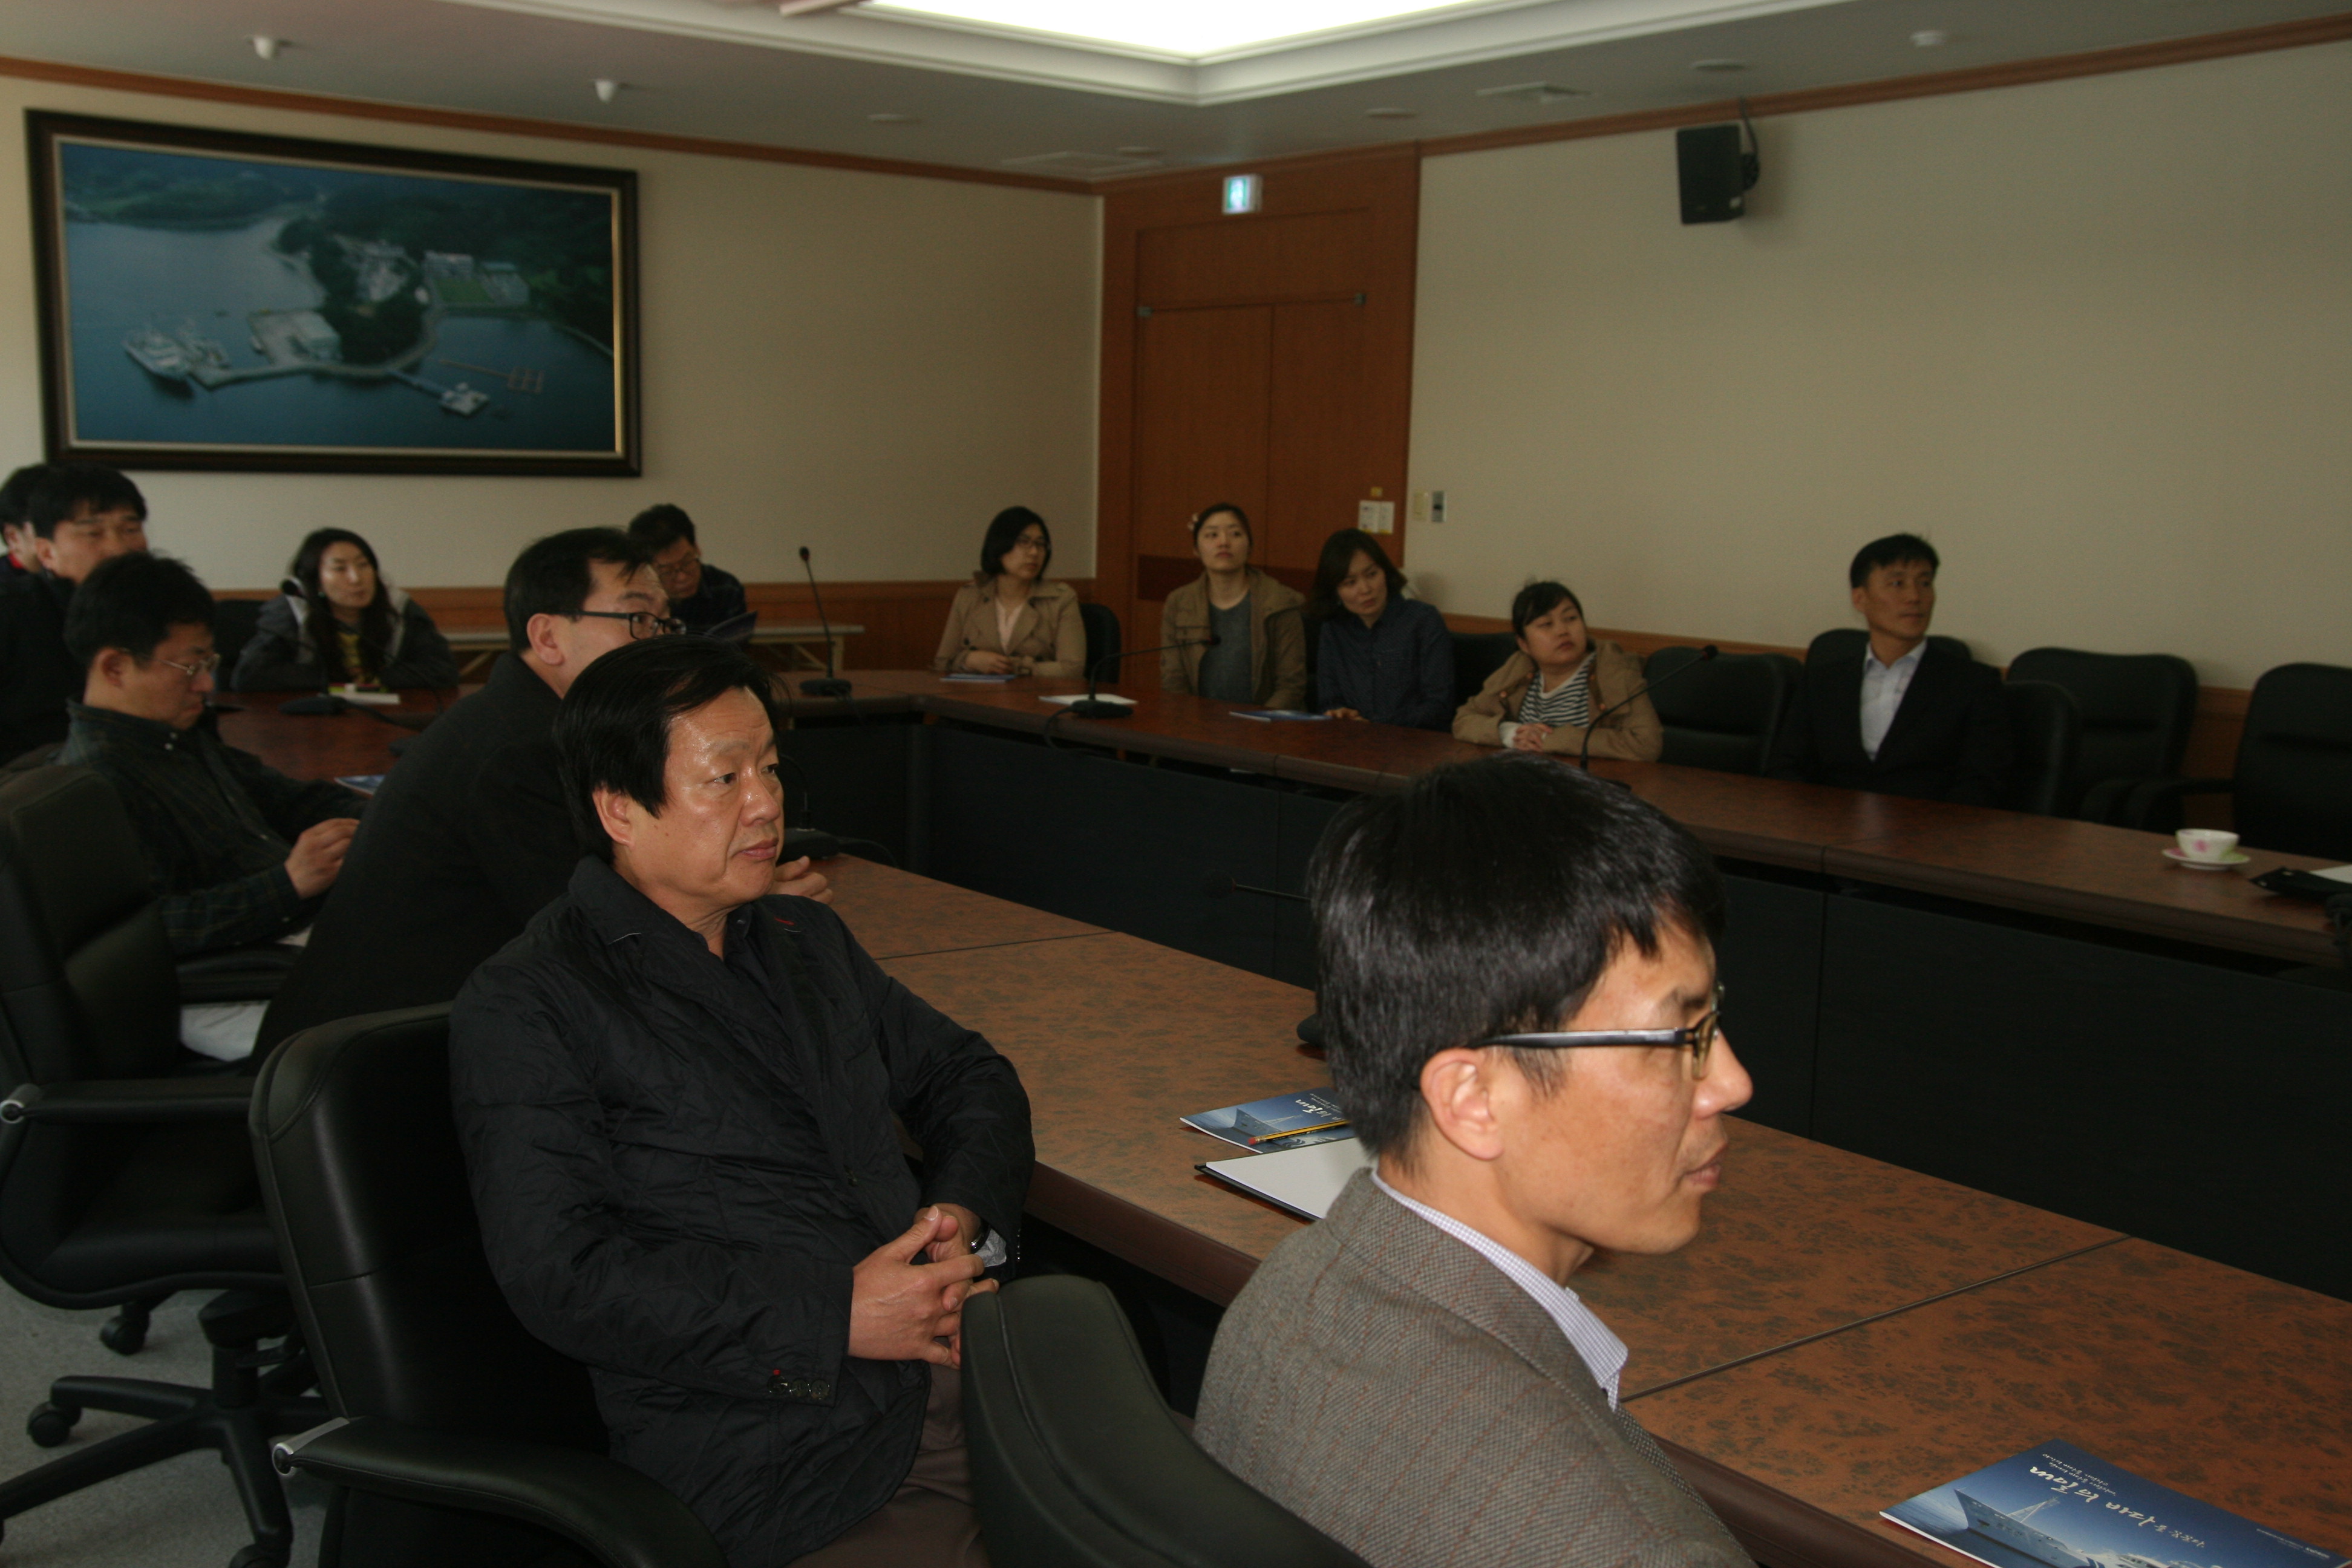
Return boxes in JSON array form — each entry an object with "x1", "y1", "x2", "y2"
[{"x1": 232, "y1": 528, "x2": 459, "y2": 691}]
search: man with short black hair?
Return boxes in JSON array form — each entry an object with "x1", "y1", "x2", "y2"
[
  {"x1": 0, "y1": 462, "x2": 151, "y2": 762},
  {"x1": 1196, "y1": 754, "x2": 1754, "y2": 1568},
  {"x1": 59, "y1": 553, "x2": 365, "y2": 964},
  {"x1": 627, "y1": 503, "x2": 746, "y2": 633},
  {"x1": 258, "y1": 526, "x2": 826, "y2": 1047},
  {"x1": 453, "y1": 636, "x2": 1028, "y2": 1567},
  {"x1": 1768, "y1": 532, "x2": 2011, "y2": 804},
  {"x1": 0, "y1": 462, "x2": 59, "y2": 581}
]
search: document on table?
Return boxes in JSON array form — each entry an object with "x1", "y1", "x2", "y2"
[
  {"x1": 1200, "y1": 1139, "x2": 1373, "y2": 1221},
  {"x1": 1039, "y1": 693, "x2": 1135, "y2": 708},
  {"x1": 2316, "y1": 864, "x2": 2352, "y2": 885}
]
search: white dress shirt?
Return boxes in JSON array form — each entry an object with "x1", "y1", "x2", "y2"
[
  {"x1": 1371, "y1": 1171, "x2": 1629, "y2": 1408},
  {"x1": 1858, "y1": 639, "x2": 1927, "y2": 760}
]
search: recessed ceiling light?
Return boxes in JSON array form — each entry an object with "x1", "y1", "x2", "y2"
[
  {"x1": 593, "y1": 79, "x2": 623, "y2": 103},
  {"x1": 1364, "y1": 106, "x2": 1416, "y2": 119},
  {"x1": 867, "y1": 0, "x2": 1497, "y2": 59},
  {"x1": 1690, "y1": 57, "x2": 1748, "y2": 73},
  {"x1": 868, "y1": 112, "x2": 919, "y2": 122},
  {"x1": 1912, "y1": 29, "x2": 1948, "y2": 47},
  {"x1": 251, "y1": 35, "x2": 285, "y2": 60}
]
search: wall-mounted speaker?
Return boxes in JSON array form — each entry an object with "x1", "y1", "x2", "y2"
[{"x1": 1677, "y1": 114, "x2": 1760, "y2": 224}]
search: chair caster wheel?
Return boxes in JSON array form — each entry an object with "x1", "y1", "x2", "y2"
[
  {"x1": 100, "y1": 1312, "x2": 149, "y2": 1355},
  {"x1": 27, "y1": 1401, "x2": 81, "y2": 1447},
  {"x1": 229, "y1": 1547, "x2": 289, "y2": 1568}
]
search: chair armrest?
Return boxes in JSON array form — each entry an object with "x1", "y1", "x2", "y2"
[
  {"x1": 2078, "y1": 774, "x2": 2176, "y2": 826},
  {"x1": 177, "y1": 944, "x2": 298, "y2": 1005},
  {"x1": 2121, "y1": 776, "x2": 2231, "y2": 833},
  {"x1": 1, "y1": 1076, "x2": 254, "y2": 1126},
  {"x1": 273, "y1": 1417, "x2": 725, "y2": 1568}
]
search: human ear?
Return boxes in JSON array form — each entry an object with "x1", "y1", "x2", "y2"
[
  {"x1": 526, "y1": 612, "x2": 567, "y2": 667},
  {"x1": 592, "y1": 785, "x2": 638, "y2": 851},
  {"x1": 91, "y1": 647, "x2": 134, "y2": 690},
  {"x1": 31, "y1": 536, "x2": 61, "y2": 575},
  {"x1": 1419, "y1": 1048, "x2": 1508, "y2": 1163},
  {"x1": 1850, "y1": 582, "x2": 1870, "y2": 615}
]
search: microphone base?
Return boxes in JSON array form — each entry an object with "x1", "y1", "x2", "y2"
[
  {"x1": 799, "y1": 678, "x2": 853, "y2": 698},
  {"x1": 1064, "y1": 699, "x2": 1132, "y2": 718}
]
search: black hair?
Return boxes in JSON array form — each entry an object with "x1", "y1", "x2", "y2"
[
  {"x1": 0, "y1": 464, "x2": 60, "y2": 529},
  {"x1": 978, "y1": 506, "x2": 1052, "y2": 581},
  {"x1": 1509, "y1": 580, "x2": 1584, "y2": 639},
  {"x1": 1309, "y1": 528, "x2": 1405, "y2": 623},
  {"x1": 28, "y1": 464, "x2": 146, "y2": 538},
  {"x1": 1190, "y1": 503, "x2": 1252, "y2": 541},
  {"x1": 627, "y1": 504, "x2": 697, "y2": 554},
  {"x1": 503, "y1": 528, "x2": 656, "y2": 655},
  {"x1": 553, "y1": 636, "x2": 782, "y2": 863},
  {"x1": 1308, "y1": 752, "x2": 1726, "y2": 1165},
  {"x1": 64, "y1": 551, "x2": 214, "y2": 671},
  {"x1": 1849, "y1": 533, "x2": 1939, "y2": 589},
  {"x1": 288, "y1": 528, "x2": 395, "y2": 685}
]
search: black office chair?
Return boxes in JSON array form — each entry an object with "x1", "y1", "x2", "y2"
[
  {"x1": 252, "y1": 1007, "x2": 725, "y2": 1568},
  {"x1": 1999, "y1": 680, "x2": 2083, "y2": 817},
  {"x1": 1449, "y1": 632, "x2": 1517, "y2": 707},
  {"x1": 2007, "y1": 647, "x2": 2199, "y2": 822},
  {"x1": 212, "y1": 598, "x2": 266, "y2": 681},
  {"x1": 1080, "y1": 602, "x2": 1123, "y2": 684},
  {"x1": 1642, "y1": 647, "x2": 1802, "y2": 775},
  {"x1": 0, "y1": 766, "x2": 325, "y2": 1567},
  {"x1": 2126, "y1": 662, "x2": 2352, "y2": 860},
  {"x1": 1805, "y1": 627, "x2": 1973, "y2": 666},
  {"x1": 963, "y1": 1275, "x2": 1371, "y2": 1568}
]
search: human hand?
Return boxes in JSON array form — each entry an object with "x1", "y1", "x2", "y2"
[
  {"x1": 848, "y1": 1207, "x2": 996, "y2": 1367},
  {"x1": 926, "y1": 1203, "x2": 987, "y2": 1266},
  {"x1": 771, "y1": 855, "x2": 834, "y2": 903},
  {"x1": 284, "y1": 818, "x2": 361, "y2": 899},
  {"x1": 1325, "y1": 707, "x2": 1363, "y2": 721},
  {"x1": 963, "y1": 650, "x2": 1017, "y2": 675},
  {"x1": 1511, "y1": 723, "x2": 1552, "y2": 751}
]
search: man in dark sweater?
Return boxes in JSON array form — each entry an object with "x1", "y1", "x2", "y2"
[
  {"x1": 1768, "y1": 533, "x2": 2011, "y2": 805},
  {"x1": 258, "y1": 528, "x2": 825, "y2": 1050},
  {"x1": 627, "y1": 503, "x2": 748, "y2": 634},
  {"x1": 453, "y1": 636, "x2": 1028, "y2": 1566},
  {"x1": 0, "y1": 463, "x2": 149, "y2": 763}
]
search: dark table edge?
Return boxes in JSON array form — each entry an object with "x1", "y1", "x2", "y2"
[
  {"x1": 1023, "y1": 1163, "x2": 1258, "y2": 1307},
  {"x1": 1662, "y1": 1438, "x2": 1945, "y2": 1568}
]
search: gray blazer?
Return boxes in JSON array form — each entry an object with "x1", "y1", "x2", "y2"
[{"x1": 1195, "y1": 1170, "x2": 1751, "y2": 1568}]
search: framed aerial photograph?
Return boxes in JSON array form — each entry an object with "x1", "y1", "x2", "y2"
[{"x1": 27, "y1": 111, "x2": 639, "y2": 475}]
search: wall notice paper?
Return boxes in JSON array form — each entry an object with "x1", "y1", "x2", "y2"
[
  {"x1": 1201, "y1": 1138, "x2": 1373, "y2": 1221},
  {"x1": 1882, "y1": 1439, "x2": 2347, "y2": 1568}
]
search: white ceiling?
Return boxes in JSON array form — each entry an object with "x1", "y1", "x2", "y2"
[{"x1": 2, "y1": 0, "x2": 2341, "y2": 180}]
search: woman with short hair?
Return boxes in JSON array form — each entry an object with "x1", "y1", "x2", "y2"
[
  {"x1": 931, "y1": 506, "x2": 1088, "y2": 678},
  {"x1": 232, "y1": 528, "x2": 458, "y2": 691},
  {"x1": 1310, "y1": 528, "x2": 1454, "y2": 730},
  {"x1": 1160, "y1": 503, "x2": 1308, "y2": 710},
  {"x1": 1452, "y1": 580, "x2": 1661, "y2": 760}
]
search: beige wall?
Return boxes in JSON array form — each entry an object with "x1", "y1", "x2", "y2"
[
  {"x1": 0, "y1": 76, "x2": 1101, "y2": 592},
  {"x1": 1406, "y1": 42, "x2": 2352, "y2": 688}
]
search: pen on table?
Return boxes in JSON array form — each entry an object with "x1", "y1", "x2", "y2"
[{"x1": 1250, "y1": 1119, "x2": 1349, "y2": 1145}]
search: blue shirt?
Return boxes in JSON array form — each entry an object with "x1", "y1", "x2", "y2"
[{"x1": 1313, "y1": 596, "x2": 1455, "y2": 730}]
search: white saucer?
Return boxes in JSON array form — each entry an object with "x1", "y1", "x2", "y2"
[{"x1": 2163, "y1": 848, "x2": 2250, "y2": 870}]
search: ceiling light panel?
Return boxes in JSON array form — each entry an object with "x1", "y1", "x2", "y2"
[{"x1": 862, "y1": 0, "x2": 1497, "y2": 59}]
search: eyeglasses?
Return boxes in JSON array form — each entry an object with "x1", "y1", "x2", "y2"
[
  {"x1": 652, "y1": 551, "x2": 701, "y2": 583},
  {"x1": 576, "y1": 610, "x2": 684, "y2": 640},
  {"x1": 1473, "y1": 985, "x2": 1725, "y2": 1079},
  {"x1": 1009, "y1": 534, "x2": 1048, "y2": 552},
  {"x1": 151, "y1": 651, "x2": 221, "y2": 679}
]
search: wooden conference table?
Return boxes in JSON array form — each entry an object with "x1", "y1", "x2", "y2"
[
  {"x1": 826, "y1": 853, "x2": 2352, "y2": 1568},
  {"x1": 437, "y1": 621, "x2": 865, "y2": 682}
]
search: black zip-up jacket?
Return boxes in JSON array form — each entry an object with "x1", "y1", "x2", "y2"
[
  {"x1": 0, "y1": 570, "x2": 80, "y2": 763},
  {"x1": 450, "y1": 858, "x2": 1033, "y2": 1565}
]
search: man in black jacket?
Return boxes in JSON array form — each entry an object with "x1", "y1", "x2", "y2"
[
  {"x1": 1768, "y1": 534, "x2": 2011, "y2": 805},
  {"x1": 452, "y1": 636, "x2": 1030, "y2": 1566},
  {"x1": 0, "y1": 463, "x2": 149, "y2": 763},
  {"x1": 257, "y1": 528, "x2": 829, "y2": 1048}
]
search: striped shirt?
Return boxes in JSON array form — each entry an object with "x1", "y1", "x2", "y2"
[
  {"x1": 1372, "y1": 1171, "x2": 1629, "y2": 1407},
  {"x1": 1517, "y1": 656, "x2": 1596, "y2": 730}
]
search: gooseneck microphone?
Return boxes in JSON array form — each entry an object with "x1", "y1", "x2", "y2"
[
  {"x1": 1067, "y1": 634, "x2": 1218, "y2": 718},
  {"x1": 1576, "y1": 644, "x2": 1718, "y2": 773},
  {"x1": 796, "y1": 547, "x2": 852, "y2": 699}
]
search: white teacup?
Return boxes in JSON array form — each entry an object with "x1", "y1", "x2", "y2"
[{"x1": 2175, "y1": 828, "x2": 2239, "y2": 863}]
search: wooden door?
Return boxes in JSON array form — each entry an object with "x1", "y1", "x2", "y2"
[{"x1": 1097, "y1": 149, "x2": 1419, "y2": 661}]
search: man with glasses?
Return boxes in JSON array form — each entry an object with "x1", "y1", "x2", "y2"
[
  {"x1": 258, "y1": 527, "x2": 823, "y2": 1049},
  {"x1": 59, "y1": 553, "x2": 367, "y2": 1034},
  {"x1": 0, "y1": 462, "x2": 151, "y2": 763},
  {"x1": 628, "y1": 503, "x2": 746, "y2": 635},
  {"x1": 1196, "y1": 753, "x2": 1755, "y2": 1568}
]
